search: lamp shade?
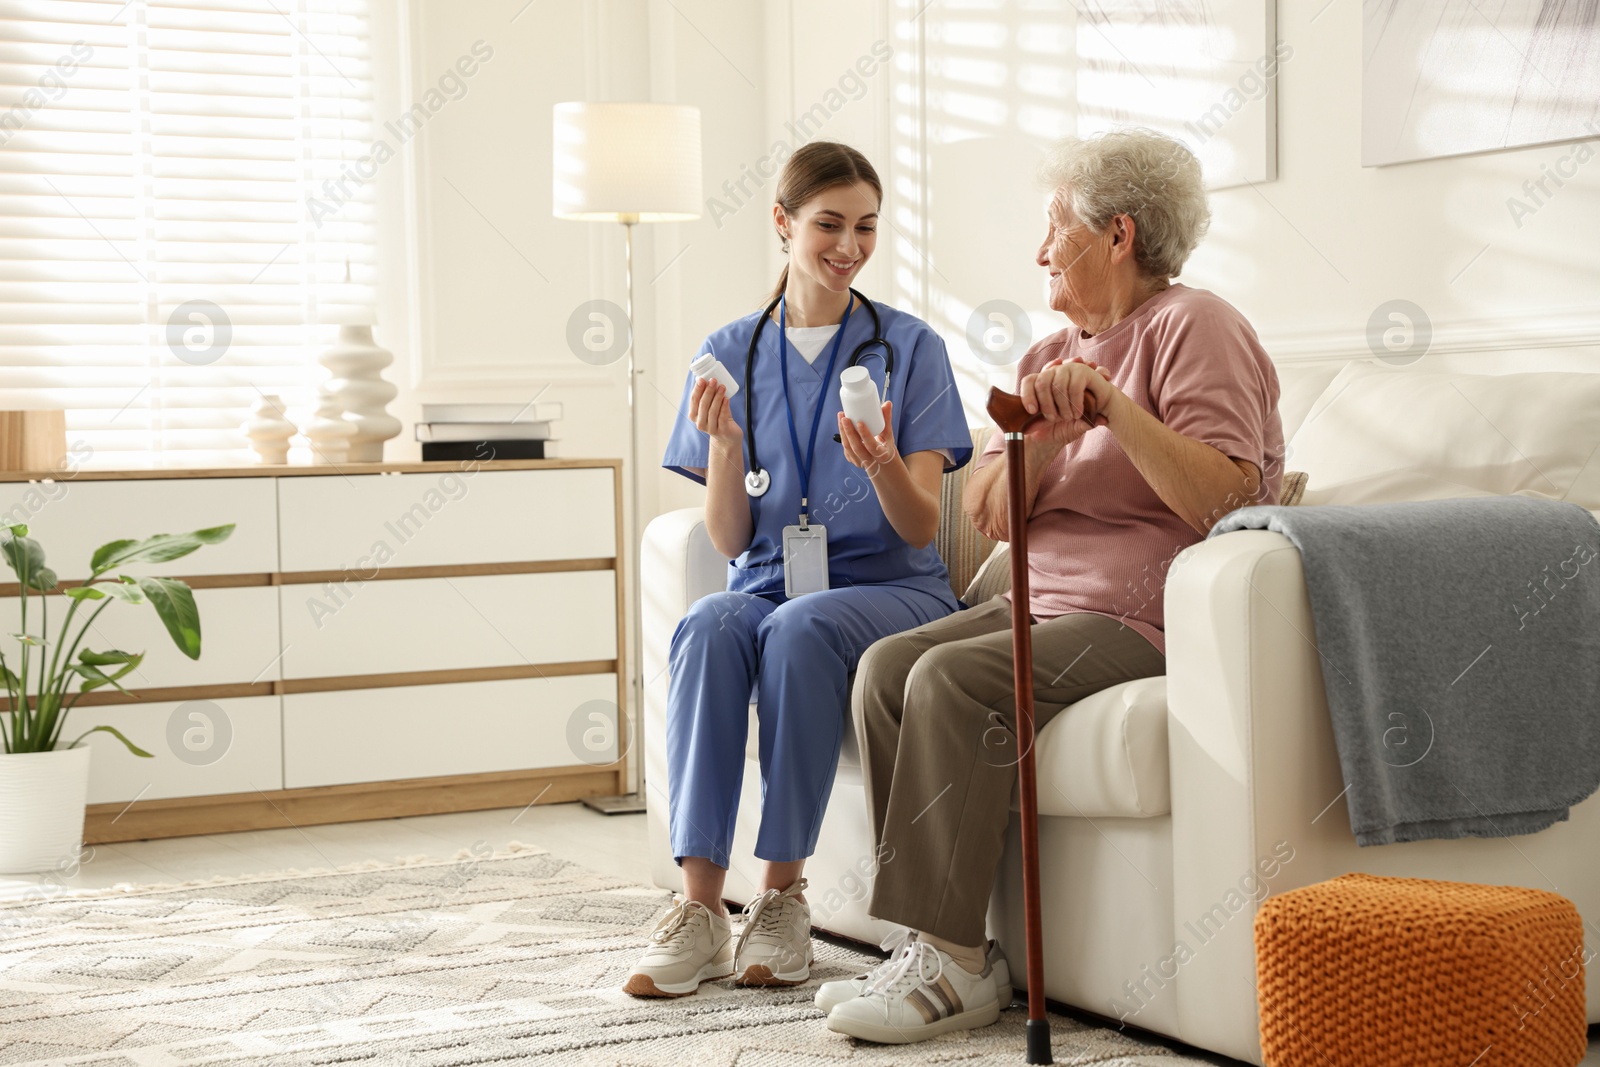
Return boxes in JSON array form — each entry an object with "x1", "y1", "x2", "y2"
[{"x1": 552, "y1": 102, "x2": 702, "y2": 222}]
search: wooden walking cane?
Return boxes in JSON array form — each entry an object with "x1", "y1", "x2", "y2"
[{"x1": 984, "y1": 383, "x2": 1097, "y2": 1066}]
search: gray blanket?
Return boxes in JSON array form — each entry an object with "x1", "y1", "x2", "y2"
[{"x1": 1208, "y1": 496, "x2": 1600, "y2": 846}]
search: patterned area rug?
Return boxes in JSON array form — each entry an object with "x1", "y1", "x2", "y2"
[{"x1": 0, "y1": 843, "x2": 1215, "y2": 1066}]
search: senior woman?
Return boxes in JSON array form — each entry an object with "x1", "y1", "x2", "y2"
[{"x1": 820, "y1": 128, "x2": 1284, "y2": 1044}]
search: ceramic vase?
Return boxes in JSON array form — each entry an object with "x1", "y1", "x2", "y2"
[
  {"x1": 304, "y1": 385, "x2": 358, "y2": 465},
  {"x1": 242, "y1": 394, "x2": 295, "y2": 464},
  {"x1": 318, "y1": 326, "x2": 401, "y2": 462}
]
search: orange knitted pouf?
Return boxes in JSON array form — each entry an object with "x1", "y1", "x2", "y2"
[{"x1": 1254, "y1": 873, "x2": 1587, "y2": 1067}]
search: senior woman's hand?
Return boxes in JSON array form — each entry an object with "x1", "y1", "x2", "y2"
[{"x1": 1019, "y1": 356, "x2": 1117, "y2": 445}]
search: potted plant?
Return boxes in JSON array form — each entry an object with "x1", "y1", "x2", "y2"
[{"x1": 0, "y1": 522, "x2": 235, "y2": 873}]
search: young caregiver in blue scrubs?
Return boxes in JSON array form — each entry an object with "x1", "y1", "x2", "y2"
[{"x1": 623, "y1": 142, "x2": 973, "y2": 997}]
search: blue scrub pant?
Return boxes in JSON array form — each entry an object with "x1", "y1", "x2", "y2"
[{"x1": 666, "y1": 584, "x2": 956, "y2": 868}]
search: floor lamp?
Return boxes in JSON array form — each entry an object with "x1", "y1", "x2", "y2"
[{"x1": 552, "y1": 101, "x2": 703, "y2": 815}]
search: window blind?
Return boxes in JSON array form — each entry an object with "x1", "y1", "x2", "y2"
[{"x1": 0, "y1": 0, "x2": 377, "y2": 468}]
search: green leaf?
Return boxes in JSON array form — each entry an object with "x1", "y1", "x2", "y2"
[
  {"x1": 4, "y1": 523, "x2": 28, "y2": 538},
  {"x1": 89, "y1": 525, "x2": 235, "y2": 575},
  {"x1": 63, "y1": 585, "x2": 107, "y2": 601},
  {"x1": 78, "y1": 648, "x2": 142, "y2": 670},
  {"x1": 70, "y1": 653, "x2": 142, "y2": 694},
  {"x1": 102, "y1": 579, "x2": 145, "y2": 604},
  {"x1": 0, "y1": 665, "x2": 20, "y2": 721},
  {"x1": 64, "y1": 724, "x2": 153, "y2": 758},
  {"x1": 9, "y1": 633, "x2": 47, "y2": 647},
  {"x1": 88, "y1": 539, "x2": 137, "y2": 574},
  {"x1": 70, "y1": 651, "x2": 143, "y2": 698},
  {"x1": 70, "y1": 661, "x2": 127, "y2": 693},
  {"x1": 134, "y1": 576, "x2": 201, "y2": 659},
  {"x1": 2, "y1": 535, "x2": 56, "y2": 591}
]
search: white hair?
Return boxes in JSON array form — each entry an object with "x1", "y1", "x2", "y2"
[{"x1": 1038, "y1": 128, "x2": 1211, "y2": 280}]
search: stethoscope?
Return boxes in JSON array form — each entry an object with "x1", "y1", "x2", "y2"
[{"x1": 742, "y1": 286, "x2": 893, "y2": 497}]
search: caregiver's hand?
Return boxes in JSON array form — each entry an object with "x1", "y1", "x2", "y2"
[
  {"x1": 692, "y1": 376, "x2": 754, "y2": 559},
  {"x1": 839, "y1": 399, "x2": 941, "y2": 548},
  {"x1": 690, "y1": 377, "x2": 742, "y2": 453},
  {"x1": 838, "y1": 400, "x2": 898, "y2": 476},
  {"x1": 1019, "y1": 357, "x2": 1116, "y2": 447}
]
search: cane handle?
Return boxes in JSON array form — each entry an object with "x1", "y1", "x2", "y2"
[{"x1": 986, "y1": 385, "x2": 1098, "y2": 435}]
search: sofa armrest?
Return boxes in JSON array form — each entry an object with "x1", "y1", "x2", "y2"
[
  {"x1": 641, "y1": 507, "x2": 728, "y2": 889},
  {"x1": 641, "y1": 507, "x2": 728, "y2": 631},
  {"x1": 641, "y1": 506, "x2": 727, "y2": 728},
  {"x1": 1162, "y1": 530, "x2": 1340, "y2": 1065}
]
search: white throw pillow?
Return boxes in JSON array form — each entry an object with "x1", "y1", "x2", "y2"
[
  {"x1": 1274, "y1": 361, "x2": 1344, "y2": 440},
  {"x1": 1288, "y1": 360, "x2": 1600, "y2": 508}
]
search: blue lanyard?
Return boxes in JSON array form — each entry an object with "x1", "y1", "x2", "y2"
[{"x1": 778, "y1": 292, "x2": 853, "y2": 525}]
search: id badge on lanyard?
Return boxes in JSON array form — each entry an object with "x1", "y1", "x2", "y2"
[
  {"x1": 776, "y1": 292, "x2": 852, "y2": 600},
  {"x1": 782, "y1": 522, "x2": 828, "y2": 598}
]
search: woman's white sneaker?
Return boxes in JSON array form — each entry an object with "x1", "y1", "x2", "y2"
[
  {"x1": 733, "y1": 878, "x2": 813, "y2": 985},
  {"x1": 814, "y1": 932, "x2": 1011, "y2": 1014},
  {"x1": 621, "y1": 897, "x2": 733, "y2": 997},
  {"x1": 825, "y1": 939, "x2": 1002, "y2": 1043},
  {"x1": 814, "y1": 926, "x2": 916, "y2": 1012}
]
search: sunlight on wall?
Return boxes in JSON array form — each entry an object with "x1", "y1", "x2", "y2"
[
  {"x1": 884, "y1": 0, "x2": 1299, "y2": 424},
  {"x1": 888, "y1": 0, "x2": 1073, "y2": 424}
]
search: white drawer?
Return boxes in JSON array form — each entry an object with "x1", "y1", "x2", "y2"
[
  {"x1": 276, "y1": 467, "x2": 617, "y2": 571},
  {"x1": 279, "y1": 570, "x2": 616, "y2": 680},
  {"x1": 0, "y1": 478, "x2": 278, "y2": 578},
  {"x1": 73, "y1": 695, "x2": 283, "y2": 804},
  {"x1": 283, "y1": 673, "x2": 619, "y2": 788},
  {"x1": 1, "y1": 586, "x2": 282, "y2": 689}
]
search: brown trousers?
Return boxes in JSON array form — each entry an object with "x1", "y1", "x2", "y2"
[{"x1": 853, "y1": 594, "x2": 1166, "y2": 946}]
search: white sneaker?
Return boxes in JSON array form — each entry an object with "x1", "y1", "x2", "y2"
[
  {"x1": 732, "y1": 878, "x2": 812, "y2": 985},
  {"x1": 815, "y1": 931, "x2": 1012, "y2": 1014},
  {"x1": 826, "y1": 939, "x2": 1003, "y2": 1043},
  {"x1": 622, "y1": 896, "x2": 733, "y2": 997}
]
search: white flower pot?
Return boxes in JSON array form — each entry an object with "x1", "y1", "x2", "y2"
[{"x1": 0, "y1": 745, "x2": 91, "y2": 874}]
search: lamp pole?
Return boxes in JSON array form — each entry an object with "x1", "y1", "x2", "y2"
[
  {"x1": 552, "y1": 101, "x2": 701, "y2": 816},
  {"x1": 583, "y1": 214, "x2": 648, "y2": 815}
]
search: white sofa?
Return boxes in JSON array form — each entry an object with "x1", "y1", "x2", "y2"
[{"x1": 640, "y1": 358, "x2": 1600, "y2": 1065}]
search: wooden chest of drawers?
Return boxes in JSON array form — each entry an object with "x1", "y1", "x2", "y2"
[{"x1": 0, "y1": 459, "x2": 626, "y2": 843}]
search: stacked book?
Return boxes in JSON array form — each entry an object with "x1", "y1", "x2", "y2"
[{"x1": 415, "y1": 401, "x2": 563, "y2": 461}]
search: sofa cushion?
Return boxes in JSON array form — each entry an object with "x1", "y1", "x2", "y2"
[
  {"x1": 962, "y1": 550, "x2": 1014, "y2": 607},
  {"x1": 1275, "y1": 361, "x2": 1345, "y2": 439},
  {"x1": 1029, "y1": 676, "x2": 1170, "y2": 819},
  {"x1": 744, "y1": 675, "x2": 1170, "y2": 819},
  {"x1": 935, "y1": 425, "x2": 1002, "y2": 599},
  {"x1": 1289, "y1": 361, "x2": 1600, "y2": 508}
]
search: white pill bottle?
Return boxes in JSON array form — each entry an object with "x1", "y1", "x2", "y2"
[
  {"x1": 838, "y1": 366, "x2": 885, "y2": 436},
  {"x1": 689, "y1": 352, "x2": 740, "y2": 398}
]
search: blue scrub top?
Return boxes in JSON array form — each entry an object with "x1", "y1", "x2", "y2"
[{"x1": 662, "y1": 298, "x2": 974, "y2": 605}]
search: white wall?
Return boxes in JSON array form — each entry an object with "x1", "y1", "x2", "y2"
[
  {"x1": 385, "y1": 0, "x2": 793, "y2": 507},
  {"x1": 376, "y1": 0, "x2": 777, "y2": 792},
  {"x1": 777, "y1": 0, "x2": 1600, "y2": 392},
  {"x1": 1195, "y1": 1, "x2": 1600, "y2": 364},
  {"x1": 386, "y1": 0, "x2": 1600, "y2": 523}
]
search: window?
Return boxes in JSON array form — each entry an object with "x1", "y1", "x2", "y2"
[{"x1": 0, "y1": 0, "x2": 377, "y2": 468}]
